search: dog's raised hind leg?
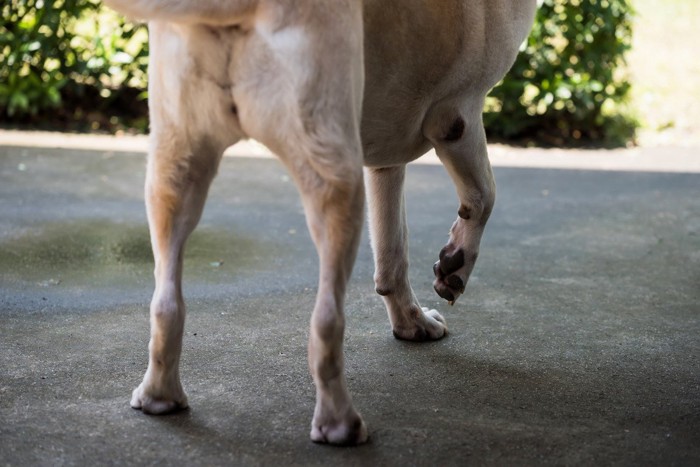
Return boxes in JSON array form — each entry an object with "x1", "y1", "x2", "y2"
[
  {"x1": 424, "y1": 102, "x2": 496, "y2": 305},
  {"x1": 366, "y1": 166, "x2": 447, "y2": 341},
  {"x1": 131, "y1": 136, "x2": 222, "y2": 415}
]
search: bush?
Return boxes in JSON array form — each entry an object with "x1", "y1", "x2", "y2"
[
  {"x1": 484, "y1": 0, "x2": 637, "y2": 146},
  {"x1": 1, "y1": 0, "x2": 637, "y2": 144},
  {"x1": 0, "y1": 0, "x2": 148, "y2": 131}
]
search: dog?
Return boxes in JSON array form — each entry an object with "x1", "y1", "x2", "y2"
[{"x1": 102, "y1": 0, "x2": 536, "y2": 446}]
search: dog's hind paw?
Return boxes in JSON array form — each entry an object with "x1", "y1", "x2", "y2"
[
  {"x1": 432, "y1": 244, "x2": 474, "y2": 304},
  {"x1": 311, "y1": 411, "x2": 368, "y2": 446},
  {"x1": 130, "y1": 383, "x2": 188, "y2": 415},
  {"x1": 392, "y1": 307, "x2": 447, "y2": 341}
]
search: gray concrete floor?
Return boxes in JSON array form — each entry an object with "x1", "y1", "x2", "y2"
[{"x1": 1, "y1": 144, "x2": 698, "y2": 465}]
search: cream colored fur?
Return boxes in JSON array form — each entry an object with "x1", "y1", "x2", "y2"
[{"x1": 103, "y1": 0, "x2": 536, "y2": 446}]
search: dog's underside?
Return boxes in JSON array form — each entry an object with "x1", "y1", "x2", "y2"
[{"x1": 103, "y1": 0, "x2": 536, "y2": 446}]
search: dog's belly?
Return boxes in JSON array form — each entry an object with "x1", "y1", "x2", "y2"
[
  {"x1": 360, "y1": 0, "x2": 536, "y2": 167},
  {"x1": 361, "y1": 104, "x2": 434, "y2": 167}
]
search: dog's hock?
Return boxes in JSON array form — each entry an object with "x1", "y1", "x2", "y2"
[
  {"x1": 423, "y1": 109, "x2": 469, "y2": 146},
  {"x1": 458, "y1": 204, "x2": 472, "y2": 220}
]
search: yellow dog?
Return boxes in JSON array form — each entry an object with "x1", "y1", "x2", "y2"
[{"x1": 103, "y1": 0, "x2": 536, "y2": 445}]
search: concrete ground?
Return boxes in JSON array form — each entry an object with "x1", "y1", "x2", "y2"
[{"x1": 0, "y1": 137, "x2": 698, "y2": 465}]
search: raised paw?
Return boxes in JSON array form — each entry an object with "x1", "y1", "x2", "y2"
[
  {"x1": 433, "y1": 245, "x2": 475, "y2": 304},
  {"x1": 311, "y1": 410, "x2": 368, "y2": 446},
  {"x1": 130, "y1": 381, "x2": 188, "y2": 415},
  {"x1": 392, "y1": 306, "x2": 447, "y2": 341}
]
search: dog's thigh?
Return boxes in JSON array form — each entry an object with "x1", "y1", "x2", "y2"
[
  {"x1": 229, "y1": 2, "x2": 363, "y2": 159},
  {"x1": 149, "y1": 22, "x2": 245, "y2": 149}
]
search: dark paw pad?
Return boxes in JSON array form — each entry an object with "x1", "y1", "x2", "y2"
[
  {"x1": 433, "y1": 282, "x2": 456, "y2": 302},
  {"x1": 438, "y1": 247, "x2": 465, "y2": 274},
  {"x1": 433, "y1": 247, "x2": 470, "y2": 304},
  {"x1": 446, "y1": 274, "x2": 464, "y2": 290},
  {"x1": 393, "y1": 327, "x2": 429, "y2": 342}
]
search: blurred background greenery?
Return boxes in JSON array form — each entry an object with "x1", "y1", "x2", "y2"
[
  {"x1": 1, "y1": 0, "x2": 697, "y2": 147},
  {"x1": 0, "y1": 0, "x2": 149, "y2": 132},
  {"x1": 485, "y1": 0, "x2": 635, "y2": 146}
]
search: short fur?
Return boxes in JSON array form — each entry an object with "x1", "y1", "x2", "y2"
[{"x1": 103, "y1": 0, "x2": 536, "y2": 445}]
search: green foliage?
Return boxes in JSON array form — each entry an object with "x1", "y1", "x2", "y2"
[
  {"x1": 485, "y1": 0, "x2": 637, "y2": 145},
  {"x1": 0, "y1": 0, "x2": 148, "y2": 130},
  {"x1": 1, "y1": 0, "x2": 637, "y2": 143}
]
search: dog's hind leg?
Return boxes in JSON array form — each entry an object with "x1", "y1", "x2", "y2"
[
  {"x1": 366, "y1": 166, "x2": 448, "y2": 341},
  {"x1": 228, "y1": 1, "x2": 367, "y2": 444},
  {"x1": 129, "y1": 20, "x2": 240, "y2": 415},
  {"x1": 130, "y1": 135, "x2": 223, "y2": 415},
  {"x1": 424, "y1": 101, "x2": 496, "y2": 305},
  {"x1": 259, "y1": 124, "x2": 366, "y2": 445},
  {"x1": 296, "y1": 149, "x2": 367, "y2": 445}
]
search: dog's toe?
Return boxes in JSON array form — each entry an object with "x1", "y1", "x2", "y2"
[
  {"x1": 438, "y1": 247, "x2": 465, "y2": 274},
  {"x1": 139, "y1": 398, "x2": 188, "y2": 415},
  {"x1": 131, "y1": 384, "x2": 188, "y2": 415},
  {"x1": 392, "y1": 307, "x2": 447, "y2": 341},
  {"x1": 433, "y1": 281, "x2": 456, "y2": 302},
  {"x1": 311, "y1": 412, "x2": 368, "y2": 446},
  {"x1": 433, "y1": 248, "x2": 468, "y2": 304}
]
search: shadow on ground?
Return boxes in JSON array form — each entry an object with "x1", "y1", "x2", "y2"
[{"x1": 1, "y1": 146, "x2": 698, "y2": 465}]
